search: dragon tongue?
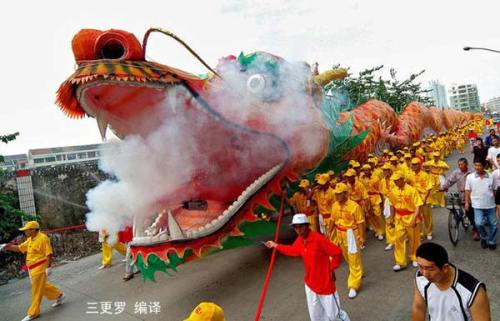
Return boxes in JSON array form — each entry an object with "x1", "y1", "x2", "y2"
[{"x1": 168, "y1": 209, "x2": 185, "y2": 240}]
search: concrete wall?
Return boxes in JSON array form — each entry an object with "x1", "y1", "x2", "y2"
[{"x1": 30, "y1": 160, "x2": 107, "y2": 229}]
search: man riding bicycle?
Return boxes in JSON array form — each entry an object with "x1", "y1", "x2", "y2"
[{"x1": 441, "y1": 158, "x2": 479, "y2": 241}]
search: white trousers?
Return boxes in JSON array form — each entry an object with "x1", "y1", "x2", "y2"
[{"x1": 305, "y1": 284, "x2": 351, "y2": 321}]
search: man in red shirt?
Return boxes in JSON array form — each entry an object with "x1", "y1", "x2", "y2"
[{"x1": 265, "y1": 213, "x2": 350, "y2": 321}]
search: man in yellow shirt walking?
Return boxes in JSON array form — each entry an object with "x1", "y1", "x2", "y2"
[
  {"x1": 1, "y1": 221, "x2": 64, "y2": 321},
  {"x1": 326, "y1": 183, "x2": 365, "y2": 299},
  {"x1": 387, "y1": 172, "x2": 424, "y2": 271},
  {"x1": 407, "y1": 158, "x2": 435, "y2": 240}
]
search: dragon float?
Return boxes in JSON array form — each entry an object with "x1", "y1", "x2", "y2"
[{"x1": 56, "y1": 28, "x2": 479, "y2": 280}]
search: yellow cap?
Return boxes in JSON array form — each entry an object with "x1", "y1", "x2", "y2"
[
  {"x1": 299, "y1": 179, "x2": 310, "y2": 188},
  {"x1": 383, "y1": 149, "x2": 389, "y2": 154},
  {"x1": 184, "y1": 302, "x2": 226, "y2": 321},
  {"x1": 361, "y1": 164, "x2": 371, "y2": 170},
  {"x1": 349, "y1": 160, "x2": 360, "y2": 168},
  {"x1": 404, "y1": 153, "x2": 411, "y2": 159},
  {"x1": 432, "y1": 152, "x2": 440, "y2": 157},
  {"x1": 388, "y1": 152, "x2": 395, "y2": 157},
  {"x1": 382, "y1": 163, "x2": 393, "y2": 170},
  {"x1": 19, "y1": 221, "x2": 40, "y2": 231},
  {"x1": 327, "y1": 170, "x2": 334, "y2": 176},
  {"x1": 334, "y1": 182, "x2": 350, "y2": 194},
  {"x1": 344, "y1": 168, "x2": 357, "y2": 177},
  {"x1": 413, "y1": 142, "x2": 421, "y2": 147},
  {"x1": 390, "y1": 156, "x2": 398, "y2": 161},
  {"x1": 391, "y1": 171, "x2": 404, "y2": 181},
  {"x1": 316, "y1": 173, "x2": 330, "y2": 185},
  {"x1": 411, "y1": 157, "x2": 422, "y2": 165},
  {"x1": 403, "y1": 147, "x2": 409, "y2": 151},
  {"x1": 367, "y1": 158, "x2": 377, "y2": 164}
]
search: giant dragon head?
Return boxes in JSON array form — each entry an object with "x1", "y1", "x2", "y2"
[{"x1": 57, "y1": 28, "x2": 347, "y2": 279}]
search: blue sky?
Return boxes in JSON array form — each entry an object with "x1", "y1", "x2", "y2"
[{"x1": 1, "y1": 0, "x2": 499, "y2": 155}]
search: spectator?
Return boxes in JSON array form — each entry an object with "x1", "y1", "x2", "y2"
[
  {"x1": 465, "y1": 161, "x2": 498, "y2": 250},
  {"x1": 265, "y1": 213, "x2": 350, "y2": 321},
  {"x1": 412, "y1": 242, "x2": 491, "y2": 321},
  {"x1": 484, "y1": 128, "x2": 497, "y2": 148},
  {"x1": 441, "y1": 158, "x2": 479, "y2": 240},
  {"x1": 472, "y1": 138, "x2": 488, "y2": 167},
  {"x1": 491, "y1": 154, "x2": 500, "y2": 221},
  {"x1": 486, "y1": 136, "x2": 500, "y2": 170}
]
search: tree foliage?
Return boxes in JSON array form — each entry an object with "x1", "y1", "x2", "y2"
[
  {"x1": 0, "y1": 132, "x2": 38, "y2": 242},
  {"x1": 324, "y1": 65, "x2": 434, "y2": 113}
]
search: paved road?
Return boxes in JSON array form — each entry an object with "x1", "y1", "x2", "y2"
[{"x1": 1, "y1": 151, "x2": 499, "y2": 321}]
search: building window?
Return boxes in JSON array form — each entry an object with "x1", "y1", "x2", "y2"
[
  {"x1": 45, "y1": 156, "x2": 56, "y2": 163},
  {"x1": 67, "y1": 153, "x2": 76, "y2": 160},
  {"x1": 34, "y1": 158, "x2": 45, "y2": 164},
  {"x1": 77, "y1": 153, "x2": 87, "y2": 159},
  {"x1": 87, "y1": 151, "x2": 96, "y2": 158}
]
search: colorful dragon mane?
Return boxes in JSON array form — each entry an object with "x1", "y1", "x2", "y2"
[{"x1": 56, "y1": 28, "x2": 479, "y2": 280}]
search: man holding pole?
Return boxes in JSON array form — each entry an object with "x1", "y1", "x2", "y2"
[{"x1": 265, "y1": 213, "x2": 350, "y2": 321}]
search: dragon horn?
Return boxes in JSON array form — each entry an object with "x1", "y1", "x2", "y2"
[{"x1": 313, "y1": 68, "x2": 348, "y2": 86}]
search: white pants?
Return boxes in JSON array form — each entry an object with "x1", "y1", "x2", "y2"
[{"x1": 305, "y1": 284, "x2": 350, "y2": 321}]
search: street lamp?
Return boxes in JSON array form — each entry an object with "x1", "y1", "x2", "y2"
[{"x1": 463, "y1": 46, "x2": 500, "y2": 54}]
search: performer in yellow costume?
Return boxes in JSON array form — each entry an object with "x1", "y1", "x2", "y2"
[
  {"x1": 425, "y1": 151, "x2": 449, "y2": 207},
  {"x1": 380, "y1": 163, "x2": 396, "y2": 250},
  {"x1": 387, "y1": 172, "x2": 423, "y2": 271},
  {"x1": 2, "y1": 221, "x2": 64, "y2": 321},
  {"x1": 343, "y1": 168, "x2": 369, "y2": 245},
  {"x1": 289, "y1": 179, "x2": 317, "y2": 231},
  {"x1": 312, "y1": 173, "x2": 335, "y2": 234},
  {"x1": 99, "y1": 229, "x2": 127, "y2": 269},
  {"x1": 326, "y1": 183, "x2": 365, "y2": 299},
  {"x1": 360, "y1": 164, "x2": 385, "y2": 240},
  {"x1": 407, "y1": 158, "x2": 435, "y2": 240}
]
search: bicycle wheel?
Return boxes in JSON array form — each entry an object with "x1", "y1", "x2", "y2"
[{"x1": 448, "y1": 209, "x2": 459, "y2": 246}]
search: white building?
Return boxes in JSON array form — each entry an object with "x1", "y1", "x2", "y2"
[
  {"x1": 28, "y1": 144, "x2": 101, "y2": 168},
  {"x1": 427, "y1": 80, "x2": 449, "y2": 108},
  {"x1": 449, "y1": 83, "x2": 481, "y2": 112},
  {"x1": 484, "y1": 97, "x2": 500, "y2": 113},
  {"x1": 0, "y1": 154, "x2": 28, "y2": 171}
]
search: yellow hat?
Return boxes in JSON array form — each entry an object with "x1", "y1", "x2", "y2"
[
  {"x1": 344, "y1": 168, "x2": 357, "y2": 177},
  {"x1": 349, "y1": 160, "x2": 360, "y2": 168},
  {"x1": 391, "y1": 171, "x2": 404, "y2": 181},
  {"x1": 19, "y1": 221, "x2": 40, "y2": 231},
  {"x1": 334, "y1": 182, "x2": 350, "y2": 194},
  {"x1": 403, "y1": 147, "x2": 409, "y2": 151},
  {"x1": 432, "y1": 152, "x2": 440, "y2": 157},
  {"x1": 403, "y1": 153, "x2": 411, "y2": 159},
  {"x1": 316, "y1": 173, "x2": 330, "y2": 185},
  {"x1": 413, "y1": 142, "x2": 421, "y2": 147},
  {"x1": 390, "y1": 156, "x2": 398, "y2": 161},
  {"x1": 184, "y1": 302, "x2": 226, "y2": 321},
  {"x1": 368, "y1": 153, "x2": 375, "y2": 157},
  {"x1": 411, "y1": 157, "x2": 422, "y2": 165},
  {"x1": 383, "y1": 149, "x2": 389, "y2": 154},
  {"x1": 361, "y1": 164, "x2": 371, "y2": 170},
  {"x1": 299, "y1": 179, "x2": 310, "y2": 188},
  {"x1": 382, "y1": 163, "x2": 393, "y2": 170},
  {"x1": 388, "y1": 152, "x2": 395, "y2": 157},
  {"x1": 327, "y1": 170, "x2": 334, "y2": 176},
  {"x1": 367, "y1": 158, "x2": 377, "y2": 164}
]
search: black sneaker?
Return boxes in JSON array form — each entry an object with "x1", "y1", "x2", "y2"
[
  {"x1": 488, "y1": 244, "x2": 497, "y2": 250},
  {"x1": 480, "y1": 240, "x2": 487, "y2": 249}
]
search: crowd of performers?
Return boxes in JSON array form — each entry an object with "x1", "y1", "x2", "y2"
[{"x1": 286, "y1": 119, "x2": 485, "y2": 300}]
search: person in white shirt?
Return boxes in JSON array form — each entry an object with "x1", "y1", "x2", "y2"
[
  {"x1": 486, "y1": 136, "x2": 500, "y2": 169},
  {"x1": 465, "y1": 161, "x2": 498, "y2": 250},
  {"x1": 412, "y1": 242, "x2": 491, "y2": 321}
]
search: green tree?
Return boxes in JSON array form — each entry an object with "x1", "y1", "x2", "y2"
[
  {"x1": 324, "y1": 65, "x2": 434, "y2": 113},
  {"x1": 0, "y1": 132, "x2": 38, "y2": 242}
]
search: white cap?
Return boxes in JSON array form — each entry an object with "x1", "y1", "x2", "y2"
[{"x1": 290, "y1": 213, "x2": 310, "y2": 226}]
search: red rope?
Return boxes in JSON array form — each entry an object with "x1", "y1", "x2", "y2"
[
  {"x1": 254, "y1": 192, "x2": 286, "y2": 321},
  {"x1": 43, "y1": 224, "x2": 86, "y2": 234}
]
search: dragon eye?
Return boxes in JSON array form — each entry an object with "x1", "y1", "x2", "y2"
[
  {"x1": 246, "y1": 74, "x2": 267, "y2": 95},
  {"x1": 246, "y1": 73, "x2": 280, "y2": 101}
]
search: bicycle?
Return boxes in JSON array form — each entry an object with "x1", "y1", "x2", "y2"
[{"x1": 445, "y1": 192, "x2": 470, "y2": 246}]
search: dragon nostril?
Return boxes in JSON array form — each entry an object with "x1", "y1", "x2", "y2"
[{"x1": 99, "y1": 39, "x2": 126, "y2": 59}]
